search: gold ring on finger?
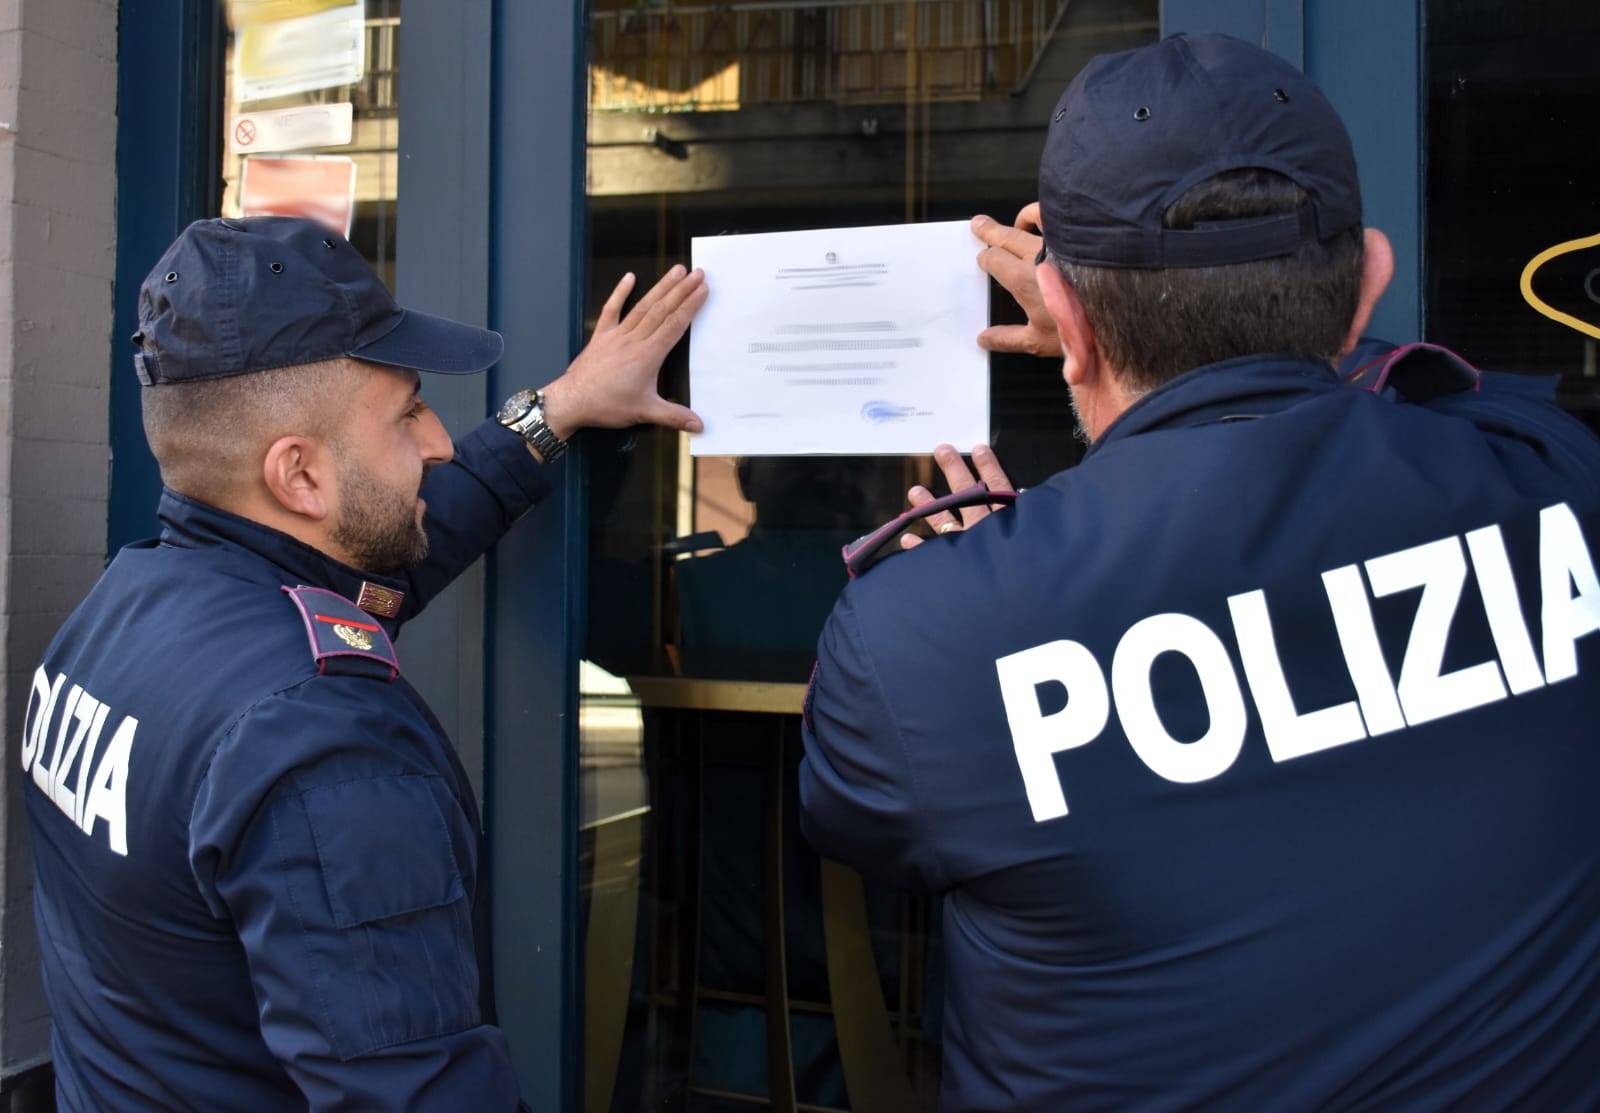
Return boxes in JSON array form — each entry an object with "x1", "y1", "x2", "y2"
[{"x1": 938, "y1": 522, "x2": 958, "y2": 535}]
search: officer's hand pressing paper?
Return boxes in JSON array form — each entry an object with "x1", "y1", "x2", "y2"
[
  {"x1": 539, "y1": 265, "x2": 708, "y2": 443},
  {"x1": 972, "y1": 203, "x2": 1063, "y2": 359},
  {"x1": 688, "y1": 221, "x2": 989, "y2": 456}
]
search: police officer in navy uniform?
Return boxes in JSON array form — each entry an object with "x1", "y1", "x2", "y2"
[
  {"x1": 801, "y1": 35, "x2": 1600, "y2": 1110},
  {"x1": 21, "y1": 216, "x2": 706, "y2": 1109}
]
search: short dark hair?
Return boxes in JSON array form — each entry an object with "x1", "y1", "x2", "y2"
[
  {"x1": 141, "y1": 358, "x2": 366, "y2": 506},
  {"x1": 1057, "y1": 169, "x2": 1363, "y2": 393}
]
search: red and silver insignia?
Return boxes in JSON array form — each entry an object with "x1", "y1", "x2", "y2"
[{"x1": 356, "y1": 581, "x2": 404, "y2": 619}]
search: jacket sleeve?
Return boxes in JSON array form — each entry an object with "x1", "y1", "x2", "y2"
[
  {"x1": 188, "y1": 681, "x2": 522, "y2": 1111},
  {"x1": 399, "y1": 418, "x2": 552, "y2": 621},
  {"x1": 797, "y1": 591, "x2": 949, "y2": 893}
]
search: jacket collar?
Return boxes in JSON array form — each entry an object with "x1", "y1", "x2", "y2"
[
  {"x1": 1085, "y1": 353, "x2": 1342, "y2": 458},
  {"x1": 157, "y1": 488, "x2": 410, "y2": 628}
]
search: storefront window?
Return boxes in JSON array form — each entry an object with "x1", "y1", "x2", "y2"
[
  {"x1": 218, "y1": 0, "x2": 400, "y2": 287},
  {"x1": 578, "y1": 3, "x2": 1158, "y2": 1108},
  {"x1": 1425, "y1": 0, "x2": 1600, "y2": 430}
]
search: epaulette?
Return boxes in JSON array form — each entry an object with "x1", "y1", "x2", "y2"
[
  {"x1": 282, "y1": 585, "x2": 400, "y2": 682},
  {"x1": 841, "y1": 480, "x2": 1018, "y2": 578},
  {"x1": 1344, "y1": 341, "x2": 1480, "y2": 402}
]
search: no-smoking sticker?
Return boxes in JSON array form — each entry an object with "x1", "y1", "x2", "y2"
[{"x1": 227, "y1": 104, "x2": 353, "y2": 155}]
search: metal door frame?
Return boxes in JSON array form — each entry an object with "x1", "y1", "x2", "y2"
[{"x1": 483, "y1": 1, "x2": 588, "y2": 1107}]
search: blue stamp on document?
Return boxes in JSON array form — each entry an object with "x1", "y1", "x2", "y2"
[{"x1": 861, "y1": 400, "x2": 917, "y2": 424}]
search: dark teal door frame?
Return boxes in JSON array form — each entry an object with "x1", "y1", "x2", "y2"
[
  {"x1": 483, "y1": 0, "x2": 588, "y2": 1107},
  {"x1": 109, "y1": 0, "x2": 224, "y2": 552},
  {"x1": 1161, "y1": 0, "x2": 1424, "y2": 343},
  {"x1": 394, "y1": 0, "x2": 588, "y2": 1104}
]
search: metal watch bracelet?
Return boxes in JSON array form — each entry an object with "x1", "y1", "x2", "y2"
[{"x1": 500, "y1": 388, "x2": 567, "y2": 463}]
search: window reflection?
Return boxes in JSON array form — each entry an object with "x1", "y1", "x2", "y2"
[{"x1": 219, "y1": 0, "x2": 400, "y2": 288}]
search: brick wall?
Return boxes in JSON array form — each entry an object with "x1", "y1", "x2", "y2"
[{"x1": 0, "y1": 0, "x2": 118, "y2": 1079}]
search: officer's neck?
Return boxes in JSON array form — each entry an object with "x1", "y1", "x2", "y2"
[
  {"x1": 220, "y1": 489, "x2": 373, "y2": 576},
  {"x1": 1064, "y1": 360, "x2": 1139, "y2": 444}
]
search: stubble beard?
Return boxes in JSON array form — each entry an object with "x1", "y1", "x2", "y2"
[{"x1": 1067, "y1": 387, "x2": 1091, "y2": 447}]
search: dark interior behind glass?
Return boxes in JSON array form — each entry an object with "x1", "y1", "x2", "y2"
[{"x1": 1425, "y1": 0, "x2": 1600, "y2": 430}]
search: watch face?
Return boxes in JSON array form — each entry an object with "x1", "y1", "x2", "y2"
[{"x1": 497, "y1": 389, "x2": 536, "y2": 425}]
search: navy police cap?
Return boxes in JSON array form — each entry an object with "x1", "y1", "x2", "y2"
[
  {"x1": 1039, "y1": 33, "x2": 1362, "y2": 269},
  {"x1": 131, "y1": 216, "x2": 504, "y2": 385}
]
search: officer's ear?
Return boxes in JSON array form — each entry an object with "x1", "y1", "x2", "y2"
[
  {"x1": 262, "y1": 435, "x2": 334, "y2": 522},
  {"x1": 1036, "y1": 260, "x2": 1101, "y2": 390},
  {"x1": 1342, "y1": 228, "x2": 1395, "y2": 355}
]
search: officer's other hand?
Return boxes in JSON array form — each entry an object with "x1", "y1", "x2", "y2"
[
  {"x1": 973, "y1": 204, "x2": 1063, "y2": 359},
  {"x1": 901, "y1": 443, "x2": 1015, "y2": 551},
  {"x1": 541, "y1": 266, "x2": 708, "y2": 440}
]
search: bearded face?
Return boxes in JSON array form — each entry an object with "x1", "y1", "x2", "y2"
[{"x1": 330, "y1": 447, "x2": 432, "y2": 575}]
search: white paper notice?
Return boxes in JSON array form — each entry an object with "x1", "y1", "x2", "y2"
[
  {"x1": 689, "y1": 221, "x2": 989, "y2": 457},
  {"x1": 230, "y1": 103, "x2": 354, "y2": 154},
  {"x1": 233, "y1": 2, "x2": 365, "y2": 103}
]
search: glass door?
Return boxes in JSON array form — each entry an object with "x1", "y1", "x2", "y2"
[
  {"x1": 1424, "y1": 0, "x2": 1600, "y2": 431},
  {"x1": 576, "y1": 3, "x2": 1157, "y2": 1109}
]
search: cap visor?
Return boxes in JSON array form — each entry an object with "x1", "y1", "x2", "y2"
[{"x1": 350, "y1": 308, "x2": 504, "y2": 375}]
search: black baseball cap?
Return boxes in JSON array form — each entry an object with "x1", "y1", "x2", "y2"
[
  {"x1": 131, "y1": 216, "x2": 504, "y2": 385},
  {"x1": 1039, "y1": 33, "x2": 1362, "y2": 269}
]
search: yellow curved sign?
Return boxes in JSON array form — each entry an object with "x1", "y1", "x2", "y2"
[{"x1": 1520, "y1": 232, "x2": 1600, "y2": 341}]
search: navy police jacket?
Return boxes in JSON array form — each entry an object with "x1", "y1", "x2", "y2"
[
  {"x1": 22, "y1": 420, "x2": 546, "y2": 1110},
  {"x1": 801, "y1": 351, "x2": 1600, "y2": 1110}
]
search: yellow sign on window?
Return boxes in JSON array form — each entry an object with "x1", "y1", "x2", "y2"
[
  {"x1": 228, "y1": 0, "x2": 354, "y2": 29},
  {"x1": 233, "y1": 0, "x2": 365, "y2": 104}
]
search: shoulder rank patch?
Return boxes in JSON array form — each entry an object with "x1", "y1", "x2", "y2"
[{"x1": 283, "y1": 585, "x2": 400, "y2": 682}]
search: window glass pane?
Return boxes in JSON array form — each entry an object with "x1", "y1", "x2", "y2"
[
  {"x1": 1425, "y1": 0, "x2": 1600, "y2": 430},
  {"x1": 578, "y1": 3, "x2": 1158, "y2": 1108},
  {"x1": 219, "y1": 0, "x2": 400, "y2": 288}
]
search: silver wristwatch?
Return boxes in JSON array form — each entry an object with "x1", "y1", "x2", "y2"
[{"x1": 497, "y1": 388, "x2": 567, "y2": 462}]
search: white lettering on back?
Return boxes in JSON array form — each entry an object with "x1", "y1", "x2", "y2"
[
  {"x1": 51, "y1": 696, "x2": 108, "y2": 824},
  {"x1": 1366, "y1": 536, "x2": 1506, "y2": 726},
  {"x1": 1538, "y1": 502, "x2": 1600, "y2": 684},
  {"x1": 20, "y1": 668, "x2": 58, "y2": 772},
  {"x1": 1321, "y1": 564, "x2": 1407, "y2": 736},
  {"x1": 1112, "y1": 613, "x2": 1247, "y2": 785},
  {"x1": 34, "y1": 685, "x2": 83, "y2": 797},
  {"x1": 20, "y1": 670, "x2": 137, "y2": 857},
  {"x1": 995, "y1": 502, "x2": 1596, "y2": 823},
  {"x1": 995, "y1": 640, "x2": 1109, "y2": 822},
  {"x1": 1465, "y1": 524, "x2": 1546, "y2": 694},
  {"x1": 79, "y1": 714, "x2": 136, "y2": 857},
  {"x1": 1228, "y1": 589, "x2": 1367, "y2": 762}
]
